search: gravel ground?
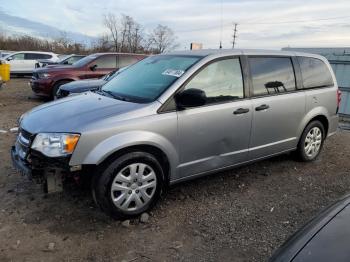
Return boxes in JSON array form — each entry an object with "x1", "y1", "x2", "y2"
[{"x1": 1, "y1": 79, "x2": 350, "y2": 262}]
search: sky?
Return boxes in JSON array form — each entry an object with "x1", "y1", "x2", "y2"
[{"x1": 1, "y1": 0, "x2": 350, "y2": 50}]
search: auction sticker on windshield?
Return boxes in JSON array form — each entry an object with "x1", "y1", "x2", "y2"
[{"x1": 162, "y1": 69, "x2": 185, "y2": 77}]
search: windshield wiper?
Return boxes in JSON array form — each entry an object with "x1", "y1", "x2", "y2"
[{"x1": 100, "y1": 90, "x2": 130, "y2": 102}]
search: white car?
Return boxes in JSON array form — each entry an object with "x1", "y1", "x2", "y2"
[{"x1": 2, "y1": 51, "x2": 59, "y2": 75}]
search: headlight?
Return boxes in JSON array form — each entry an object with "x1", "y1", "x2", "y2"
[
  {"x1": 31, "y1": 133, "x2": 80, "y2": 157},
  {"x1": 38, "y1": 73, "x2": 51, "y2": 79}
]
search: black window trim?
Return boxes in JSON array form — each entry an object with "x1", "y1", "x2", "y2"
[
  {"x1": 158, "y1": 55, "x2": 248, "y2": 113},
  {"x1": 296, "y1": 56, "x2": 335, "y2": 90},
  {"x1": 246, "y1": 55, "x2": 298, "y2": 99}
]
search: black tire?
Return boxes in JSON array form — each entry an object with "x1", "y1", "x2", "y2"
[
  {"x1": 52, "y1": 80, "x2": 70, "y2": 100},
  {"x1": 296, "y1": 120, "x2": 325, "y2": 162},
  {"x1": 92, "y1": 152, "x2": 164, "y2": 220}
]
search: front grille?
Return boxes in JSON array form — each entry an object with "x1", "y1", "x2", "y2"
[
  {"x1": 32, "y1": 72, "x2": 39, "y2": 80},
  {"x1": 16, "y1": 129, "x2": 34, "y2": 160},
  {"x1": 20, "y1": 128, "x2": 33, "y2": 141}
]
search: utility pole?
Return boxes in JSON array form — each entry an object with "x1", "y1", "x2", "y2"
[{"x1": 232, "y1": 23, "x2": 238, "y2": 48}]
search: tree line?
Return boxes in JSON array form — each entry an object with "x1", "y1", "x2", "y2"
[{"x1": 0, "y1": 13, "x2": 178, "y2": 55}]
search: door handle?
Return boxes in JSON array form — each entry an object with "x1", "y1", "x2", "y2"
[
  {"x1": 255, "y1": 104, "x2": 270, "y2": 111},
  {"x1": 233, "y1": 108, "x2": 250, "y2": 115}
]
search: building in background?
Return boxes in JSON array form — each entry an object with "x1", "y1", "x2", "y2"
[
  {"x1": 190, "y1": 43, "x2": 203, "y2": 50},
  {"x1": 283, "y1": 47, "x2": 350, "y2": 120}
]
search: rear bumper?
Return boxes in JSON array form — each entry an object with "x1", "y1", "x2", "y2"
[
  {"x1": 328, "y1": 114, "x2": 339, "y2": 137},
  {"x1": 30, "y1": 78, "x2": 53, "y2": 97}
]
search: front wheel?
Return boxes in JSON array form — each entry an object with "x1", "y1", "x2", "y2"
[
  {"x1": 297, "y1": 120, "x2": 325, "y2": 162},
  {"x1": 92, "y1": 152, "x2": 164, "y2": 219},
  {"x1": 52, "y1": 80, "x2": 70, "y2": 100}
]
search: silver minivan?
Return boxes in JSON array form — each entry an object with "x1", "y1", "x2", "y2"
[{"x1": 11, "y1": 49, "x2": 339, "y2": 219}]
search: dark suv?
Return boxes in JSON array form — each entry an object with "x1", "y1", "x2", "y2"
[{"x1": 30, "y1": 53, "x2": 147, "y2": 99}]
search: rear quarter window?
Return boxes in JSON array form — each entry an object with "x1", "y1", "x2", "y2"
[
  {"x1": 298, "y1": 57, "x2": 334, "y2": 89},
  {"x1": 249, "y1": 57, "x2": 296, "y2": 97},
  {"x1": 118, "y1": 56, "x2": 139, "y2": 68},
  {"x1": 25, "y1": 53, "x2": 52, "y2": 60},
  {"x1": 93, "y1": 55, "x2": 117, "y2": 69}
]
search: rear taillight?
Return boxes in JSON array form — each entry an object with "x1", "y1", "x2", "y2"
[{"x1": 337, "y1": 89, "x2": 341, "y2": 108}]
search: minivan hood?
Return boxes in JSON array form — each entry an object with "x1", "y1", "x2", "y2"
[{"x1": 21, "y1": 92, "x2": 147, "y2": 134}]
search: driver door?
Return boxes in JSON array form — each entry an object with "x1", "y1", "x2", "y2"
[{"x1": 176, "y1": 57, "x2": 253, "y2": 179}]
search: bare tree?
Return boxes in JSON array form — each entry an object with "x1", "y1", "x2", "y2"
[
  {"x1": 148, "y1": 24, "x2": 178, "y2": 53},
  {"x1": 103, "y1": 13, "x2": 119, "y2": 52},
  {"x1": 92, "y1": 34, "x2": 112, "y2": 52}
]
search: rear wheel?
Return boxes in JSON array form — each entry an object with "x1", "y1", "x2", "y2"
[
  {"x1": 297, "y1": 120, "x2": 325, "y2": 162},
  {"x1": 92, "y1": 152, "x2": 164, "y2": 219},
  {"x1": 52, "y1": 80, "x2": 70, "y2": 100}
]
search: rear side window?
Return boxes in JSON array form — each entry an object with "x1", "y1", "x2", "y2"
[
  {"x1": 298, "y1": 57, "x2": 334, "y2": 89},
  {"x1": 40, "y1": 54, "x2": 53, "y2": 59},
  {"x1": 184, "y1": 58, "x2": 244, "y2": 104},
  {"x1": 249, "y1": 57, "x2": 296, "y2": 96},
  {"x1": 118, "y1": 56, "x2": 139, "y2": 68},
  {"x1": 25, "y1": 53, "x2": 52, "y2": 60},
  {"x1": 93, "y1": 55, "x2": 117, "y2": 69}
]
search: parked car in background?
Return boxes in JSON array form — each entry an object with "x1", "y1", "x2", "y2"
[
  {"x1": 36, "y1": 54, "x2": 86, "y2": 68},
  {"x1": 30, "y1": 53, "x2": 146, "y2": 99},
  {"x1": 55, "y1": 67, "x2": 128, "y2": 99},
  {"x1": 2, "y1": 51, "x2": 59, "y2": 75},
  {"x1": 270, "y1": 194, "x2": 350, "y2": 262},
  {"x1": 12, "y1": 50, "x2": 339, "y2": 219},
  {"x1": 0, "y1": 51, "x2": 13, "y2": 58}
]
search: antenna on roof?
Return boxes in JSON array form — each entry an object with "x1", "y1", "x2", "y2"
[{"x1": 219, "y1": 0, "x2": 223, "y2": 49}]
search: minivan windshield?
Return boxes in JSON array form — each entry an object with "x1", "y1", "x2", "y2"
[
  {"x1": 72, "y1": 54, "x2": 98, "y2": 67},
  {"x1": 101, "y1": 55, "x2": 201, "y2": 103}
]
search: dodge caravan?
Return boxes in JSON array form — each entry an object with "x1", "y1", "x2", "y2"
[{"x1": 11, "y1": 49, "x2": 339, "y2": 219}]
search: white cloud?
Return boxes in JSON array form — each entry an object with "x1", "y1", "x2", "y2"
[{"x1": 3, "y1": 0, "x2": 350, "y2": 49}]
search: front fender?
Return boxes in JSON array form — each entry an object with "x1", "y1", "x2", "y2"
[{"x1": 74, "y1": 130, "x2": 178, "y2": 171}]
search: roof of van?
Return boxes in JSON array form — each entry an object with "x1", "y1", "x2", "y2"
[
  {"x1": 167, "y1": 49, "x2": 326, "y2": 60},
  {"x1": 90, "y1": 52, "x2": 148, "y2": 56},
  {"x1": 9, "y1": 51, "x2": 56, "y2": 55}
]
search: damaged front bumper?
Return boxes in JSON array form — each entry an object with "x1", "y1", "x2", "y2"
[
  {"x1": 11, "y1": 146, "x2": 32, "y2": 179},
  {"x1": 11, "y1": 142, "x2": 72, "y2": 193}
]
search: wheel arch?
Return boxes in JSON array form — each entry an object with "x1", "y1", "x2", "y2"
[
  {"x1": 307, "y1": 115, "x2": 329, "y2": 138},
  {"x1": 74, "y1": 131, "x2": 178, "y2": 185},
  {"x1": 52, "y1": 78, "x2": 75, "y2": 87},
  {"x1": 97, "y1": 144, "x2": 171, "y2": 184},
  {"x1": 298, "y1": 108, "x2": 330, "y2": 141}
]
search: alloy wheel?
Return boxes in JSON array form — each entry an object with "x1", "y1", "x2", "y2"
[{"x1": 304, "y1": 127, "x2": 322, "y2": 158}]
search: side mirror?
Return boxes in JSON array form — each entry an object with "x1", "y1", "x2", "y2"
[
  {"x1": 7, "y1": 57, "x2": 13, "y2": 61},
  {"x1": 175, "y1": 88, "x2": 207, "y2": 109},
  {"x1": 90, "y1": 64, "x2": 97, "y2": 71},
  {"x1": 63, "y1": 61, "x2": 69, "y2": 65}
]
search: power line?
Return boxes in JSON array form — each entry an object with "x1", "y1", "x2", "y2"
[
  {"x1": 174, "y1": 15, "x2": 350, "y2": 33},
  {"x1": 242, "y1": 15, "x2": 350, "y2": 25}
]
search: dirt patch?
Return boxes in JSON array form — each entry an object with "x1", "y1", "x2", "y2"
[{"x1": 1, "y1": 79, "x2": 350, "y2": 261}]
